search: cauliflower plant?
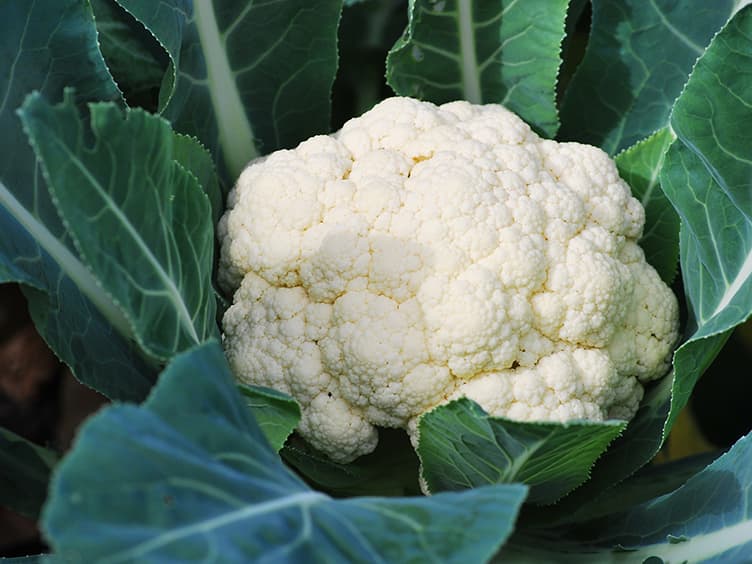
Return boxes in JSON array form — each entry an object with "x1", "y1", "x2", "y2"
[{"x1": 218, "y1": 97, "x2": 680, "y2": 463}]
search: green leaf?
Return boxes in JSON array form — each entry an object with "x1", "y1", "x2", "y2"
[
  {"x1": 0, "y1": 428, "x2": 58, "y2": 518},
  {"x1": 503, "y1": 433, "x2": 752, "y2": 562},
  {"x1": 543, "y1": 6, "x2": 752, "y2": 522},
  {"x1": 0, "y1": 0, "x2": 155, "y2": 401},
  {"x1": 172, "y1": 133, "x2": 223, "y2": 226},
  {"x1": 42, "y1": 341, "x2": 528, "y2": 562},
  {"x1": 386, "y1": 0, "x2": 568, "y2": 137},
  {"x1": 19, "y1": 91, "x2": 218, "y2": 361},
  {"x1": 90, "y1": 0, "x2": 168, "y2": 109},
  {"x1": 114, "y1": 0, "x2": 343, "y2": 181},
  {"x1": 661, "y1": 4, "x2": 752, "y2": 432},
  {"x1": 282, "y1": 429, "x2": 422, "y2": 497},
  {"x1": 559, "y1": 0, "x2": 735, "y2": 154},
  {"x1": 238, "y1": 384, "x2": 301, "y2": 451},
  {"x1": 615, "y1": 128, "x2": 680, "y2": 284},
  {"x1": 417, "y1": 399, "x2": 625, "y2": 504}
]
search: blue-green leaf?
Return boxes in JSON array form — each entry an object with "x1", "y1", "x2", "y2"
[
  {"x1": 114, "y1": 0, "x2": 343, "y2": 181},
  {"x1": 661, "y1": 4, "x2": 752, "y2": 431},
  {"x1": 543, "y1": 5, "x2": 752, "y2": 521},
  {"x1": 19, "y1": 92, "x2": 218, "y2": 361},
  {"x1": 386, "y1": 0, "x2": 568, "y2": 137},
  {"x1": 559, "y1": 0, "x2": 736, "y2": 154},
  {"x1": 0, "y1": 0, "x2": 121, "y2": 235},
  {"x1": 418, "y1": 399, "x2": 625, "y2": 504},
  {"x1": 0, "y1": 0, "x2": 155, "y2": 401},
  {"x1": 502, "y1": 433, "x2": 752, "y2": 562},
  {"x1": 42, "y1": 341, "x2": 528, "y2": 562}
]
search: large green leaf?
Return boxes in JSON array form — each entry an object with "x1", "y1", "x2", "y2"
[
  {"x1": 418, "y1": 399, "x2": 625, "y2": 504},
  {"x1": 615, "y1": 127, "x2": 680, "y2": 284},
  {"x1": 0, "y1": 428, "x2": 58, "y2": 518},
  {"x1": 114, "y1": 0, "x2": 343, "y2": 181},
  {"x1": 386, "y1": 0, "x2": 568, "y2": 137},
  {"x1": 540, "y1": 5, "x2": 752, "y2": 522},
  {"x1": 42, "y1": 341, "x2": 528, "y2": 562},
  {"x1": 0, "y1": 1, "x2": 120, "y2": 235},
  {"x1": 0, "y1": 0, "x2": 155, "y2": 401},
  {"x1": 559, "y1": 0, "x2": 736, "y2": 154},
  {"x1": 502, "y1": 433, "x2": 752, "y2": 562},
  {"x1": 20, "y1": 92, "x2": 218, "y2": 361},
  {"x1": 661, "y1": 4, "x2": 752, "y2": 431}
]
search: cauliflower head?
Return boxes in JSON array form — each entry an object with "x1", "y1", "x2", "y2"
[{"x1": 218, "y1": 97, "x2": 680, "y2": 463}]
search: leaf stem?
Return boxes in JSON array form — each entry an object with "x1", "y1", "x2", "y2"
[{"x1": 193, "y1": 0, "x2": 259, "y2": 178}]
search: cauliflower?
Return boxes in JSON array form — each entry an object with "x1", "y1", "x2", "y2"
[{"x1": 218, "y1": 97, "x2": 680, "y2": 463}]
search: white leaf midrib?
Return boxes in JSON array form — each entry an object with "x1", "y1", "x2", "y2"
[
  {"x1": 193, "y1": 0, "x2": 258, "y2": 177},
  {"x1": 621, "y1": 517, "x2": 752, "y2": 563},
  {"x1": 457, "y1": 0, "x2": 482, "y2": 103},
  {"x1": 709, "y1": 246, "x2": 752, "y2": 319}
]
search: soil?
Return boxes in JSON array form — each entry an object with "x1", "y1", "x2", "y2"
[{"x1": 0, "y1": 283, "x2": 107, "y2": 556}]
